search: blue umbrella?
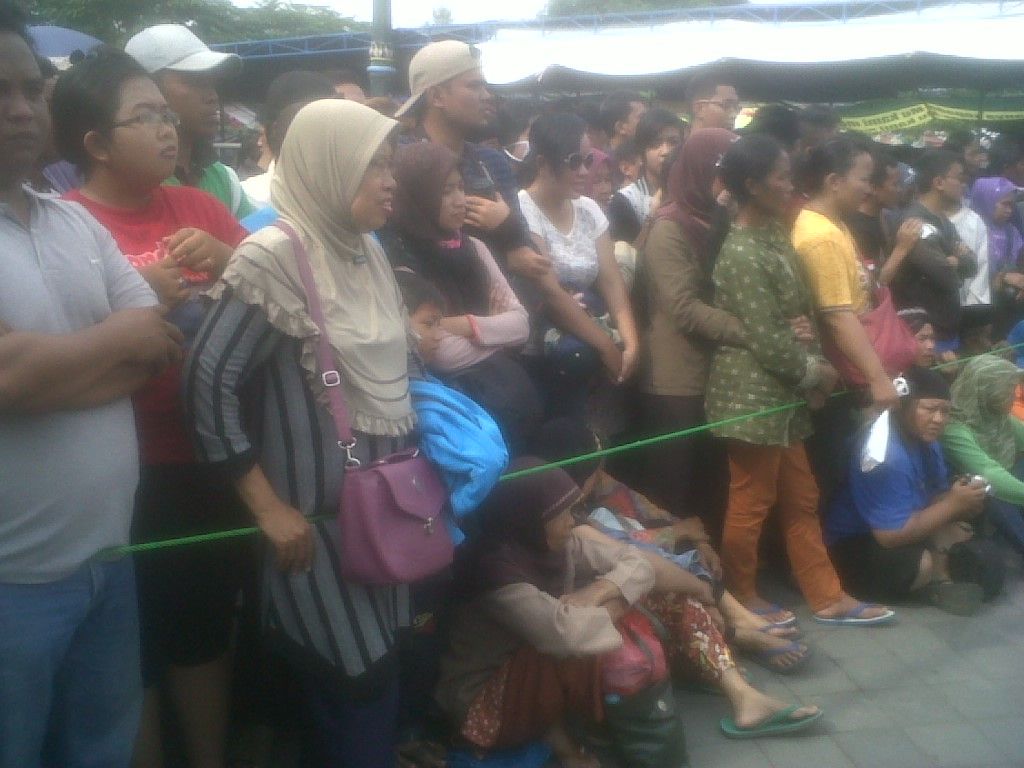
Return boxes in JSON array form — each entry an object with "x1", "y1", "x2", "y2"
[{"x1": 28, "y1": 25, "x2": 102, "y2": 58}]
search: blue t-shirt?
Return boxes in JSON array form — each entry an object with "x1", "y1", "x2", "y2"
[{"x1": 826, "y1": 428, "x2": 949, "y2": 544}]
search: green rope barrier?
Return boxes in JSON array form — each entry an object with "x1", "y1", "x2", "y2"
[{"x1": 102, "y1": 343, "x2": 1024, "y2": 557}]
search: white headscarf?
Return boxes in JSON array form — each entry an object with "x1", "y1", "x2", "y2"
[{"x1": 211, "y1": 100, "x2": 414, "y2": 436}]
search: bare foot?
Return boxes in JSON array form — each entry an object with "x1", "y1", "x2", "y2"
[
  {"x1": 733, "y1": 687, "x2": 819, "y2": 730},
  {"x1": 815, "y1": 594, "x2": 891, "y2": 621},
  {"x1": 734, "y1": 627, "x2": 809, "y2": 671},
  {"x1": 723, "y1": 594, "x2": 801, "y2": 638},
  {"x1": 741, "y1": 596, "x2": 796, "y2": 626}
]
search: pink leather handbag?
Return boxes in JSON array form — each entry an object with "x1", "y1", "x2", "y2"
[{"x1": 276, "y1": 222, "x2": 453, "y2": 585}]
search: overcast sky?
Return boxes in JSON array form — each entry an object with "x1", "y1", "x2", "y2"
[
  {"x1": 239, "y1": 0, "x2": 799, "y2": 30},
  {"x1": 233, "y1": 1, "x2": 548, "y2": 28}
]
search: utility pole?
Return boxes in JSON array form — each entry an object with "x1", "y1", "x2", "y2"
[{"x1": 368, "y1": 0, "x2": 395, "y2": 97}]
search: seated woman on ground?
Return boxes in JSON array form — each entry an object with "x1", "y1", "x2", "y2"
[
  {"x1": 531, "y1": 417, "x2": 813, "y2": 677},
  {"x1": 436, "y1": 459, "x2": 821, "y2": 755},
  {"x1": 435, "y1": 458, "x2": 653, "y2": 768},
  {"x1": 386, "y1": 142, "x2": 540, "y2": 453},
  {"x1": 941, "y1": 353, "x2": 1024, "y2": 558},
  {"x1": 826, "y1": 367, "x2": 988, "y2": 615}
]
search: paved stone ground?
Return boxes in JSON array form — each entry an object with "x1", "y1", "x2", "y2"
[{"x1": 679, "y1": 552, "x2": 1024, "y2": 768}]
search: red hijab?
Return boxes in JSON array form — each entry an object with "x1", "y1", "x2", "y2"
[{"x1": 657, "y1": 128, "x2": 736, "y2": 261}]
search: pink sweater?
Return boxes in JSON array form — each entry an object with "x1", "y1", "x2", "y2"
[{"x1": 433, "y1": 236, "x2": 530, "y2": 373}]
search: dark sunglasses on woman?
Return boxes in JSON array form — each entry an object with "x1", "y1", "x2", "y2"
[{"x1": 564, "y1": 152, "x2": 595, "y2": 171}]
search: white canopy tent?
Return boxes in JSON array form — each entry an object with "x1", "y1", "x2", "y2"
[{"x1": 477, "y1": 2, "x2": 1024, "y2": 99}]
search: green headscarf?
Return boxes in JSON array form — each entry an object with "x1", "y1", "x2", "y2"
[{"x1": 950, "y1": 354, "x2": 1023, "y2": 468}]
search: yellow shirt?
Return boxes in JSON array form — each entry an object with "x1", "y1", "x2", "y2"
[{"x1": 792, "y1": 208, "x2": 870, "y2": 315}]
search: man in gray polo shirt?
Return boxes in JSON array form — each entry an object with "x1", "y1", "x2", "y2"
[{"x1": 0, "y1": 6, "x2": 184, "y2": 767}]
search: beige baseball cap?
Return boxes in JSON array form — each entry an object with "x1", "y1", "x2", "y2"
[
  {"x1": 125, "y1": 24, "x2": 241, "y2": 77},
  {"x1": 395, "y1": 40, "x2": 482, "y2": 118}
]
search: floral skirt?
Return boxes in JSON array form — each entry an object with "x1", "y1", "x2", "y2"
[{"x1": 643, "y1": 593, "x2": 736, "y2": 683}]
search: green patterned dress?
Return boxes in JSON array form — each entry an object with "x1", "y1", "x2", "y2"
[{"x1": 705, "y1": 222, "x2": 825, "y2": 447}]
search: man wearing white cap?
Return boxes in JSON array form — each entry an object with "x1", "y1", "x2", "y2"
[
  {"x1": 126, "y1": 24, "x2": 255, "y2": 219},
  {"x1": 396, "y1": 41, "x2": 624, "y2": 381}
]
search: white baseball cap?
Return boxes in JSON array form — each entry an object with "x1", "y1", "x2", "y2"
[
  {"x1": 125, "y1": 24, "x2": 241, "y2": 77},
  {"x1": 395, "y1": 41, "x2": 482, "y2": 118}
]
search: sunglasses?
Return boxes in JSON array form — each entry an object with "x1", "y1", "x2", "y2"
[{"x1": 564, "y1": 152, "x2": 595, "y2": 171}]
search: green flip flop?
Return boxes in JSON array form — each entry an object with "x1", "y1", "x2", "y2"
[{"x1": 720, "y1": 705, "x2": 823, "y2": 739}]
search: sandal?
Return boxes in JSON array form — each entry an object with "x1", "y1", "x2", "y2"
[
  {"x1": 812, "y1": 602, "x2": 896, "y2": 626},
  {"x1": 749, "y1": 603, "x2": 798, "y2": 627},
  {"x1": 720, "y1": 705, "x2": 823, "y2": 739},
  {"x1": 746, "y1": 640, "x2": 811, "y2": 675}
]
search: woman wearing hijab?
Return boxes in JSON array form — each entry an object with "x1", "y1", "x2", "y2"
[
  {"x1": 942, "y1": 354, "x2": 1024, "y2": 556},
  {"x1": 186, "y1": 100, "x2": 413, "y2": 766},
  {"x1": 970, "y1": 177, "x2": 1024, "y2": 336},
  {"x1": 636, "y1": 128, "x2": 742, "y2": 529},
  {"x1": 436, "y1": 458, "x2": 654, "y2": 767},
  {"x1": 386, "y1": 142, "x2": 539, "y2": 453}
]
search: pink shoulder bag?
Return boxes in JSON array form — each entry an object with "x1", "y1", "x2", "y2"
[{"x1": 276, "y1": 222, "x2": 453, "y2": 585}]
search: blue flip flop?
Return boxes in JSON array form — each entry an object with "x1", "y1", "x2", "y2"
[
  {"x1": 758, "y1": 624, "x2": 802, "y2": 640},
  {"x1": 720, "y1": 705, "x2": 824, "y2": 739},
  {"x1": 813, "y1": 602, "x2": 896, "y2": 626},
  {"x1": 746, "y1": 640, "x2": 811, "y2": 675},
  {"x1": 750, "y1": 604, "x2": 798, "y2": 628}
]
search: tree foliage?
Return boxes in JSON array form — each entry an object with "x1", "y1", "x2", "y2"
[
  {"x1": 24, "y1": 0, "x2": 360, "y2": 45},
  {"x1": 431, "y1": 7, "x2": 454, "y2": 26},
  {"x1": 545, "y1": 0, "x2": 739, "y2": 16}
]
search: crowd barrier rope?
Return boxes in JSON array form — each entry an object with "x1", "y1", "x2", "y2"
[{"x1": 102, "y1": 344, "x2": 1022, "y2": 558}]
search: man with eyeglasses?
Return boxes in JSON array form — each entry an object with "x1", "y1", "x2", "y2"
[
  {"x1": 686, "y1": 71, "x2": 741, "y2": 132},
  {"x1": 0, "y1": 7, "x2": 183, "y2": 766},
  {"x1": 396, "y1": 41, "x2": 622, "y2": 381},
  {"x1": 126, "y1": 24, "x2": 255, "y2": 219}
]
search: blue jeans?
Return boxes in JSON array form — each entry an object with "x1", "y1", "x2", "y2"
[{"x1": 0, "y1": 558, "x2": 142, "y2": 768}]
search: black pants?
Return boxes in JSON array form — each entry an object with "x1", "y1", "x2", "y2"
[
  {"x1": 637, "y1": 393, "x2": 728, "y2": 539},
  {"x1": 806, "y1": 391, "x2": 861, "y2": 512},
  {"x1": 829, "y1": 535, "x2": 926, "y2": 601}
]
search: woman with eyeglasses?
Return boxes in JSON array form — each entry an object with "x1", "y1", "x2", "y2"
[
  {"x1": 607, "y1": 108, "x2": 686, "y2": 248},
  {"x1": 518, "y1": 112, "x2": 640, "y2": 419},
  {"x1": 52, "y1": 49, "x2": 247, "y2": 768}
]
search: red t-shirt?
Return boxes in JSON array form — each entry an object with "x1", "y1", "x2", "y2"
[{"x1": 65, "y1": 186, "x2": 246, "y2": 465}]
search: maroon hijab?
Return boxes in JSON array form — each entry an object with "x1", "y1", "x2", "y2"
[
  {"x1": 469, "y1": 457, "x2": 583, "y2": 599},
  {"x1": 657, "y1": 128, "x2": 737, "y2": 260},
  {"x1": 392, "y1": 142, "x2": 461, "y2": 243},
  {"x1": 390, "y1": 142, "x2": 490, "y2": 315}
]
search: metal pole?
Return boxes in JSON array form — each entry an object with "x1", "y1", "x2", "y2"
[{"x1": 368, "y1": 0, "x2": 395, "y2": 97}]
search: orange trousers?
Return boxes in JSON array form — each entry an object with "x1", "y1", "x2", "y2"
[{"x1": 721, "y1": 439, "x2": 843, "y2": 613}]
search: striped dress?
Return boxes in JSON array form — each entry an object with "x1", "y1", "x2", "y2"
[{"x1": 185, "y1": 290, "x2": 412, "y2": 679}]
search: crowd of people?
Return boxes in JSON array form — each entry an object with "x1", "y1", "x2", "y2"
[{"x1": 3, "y1": 3, "x2": 1024, "y2": 766}]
